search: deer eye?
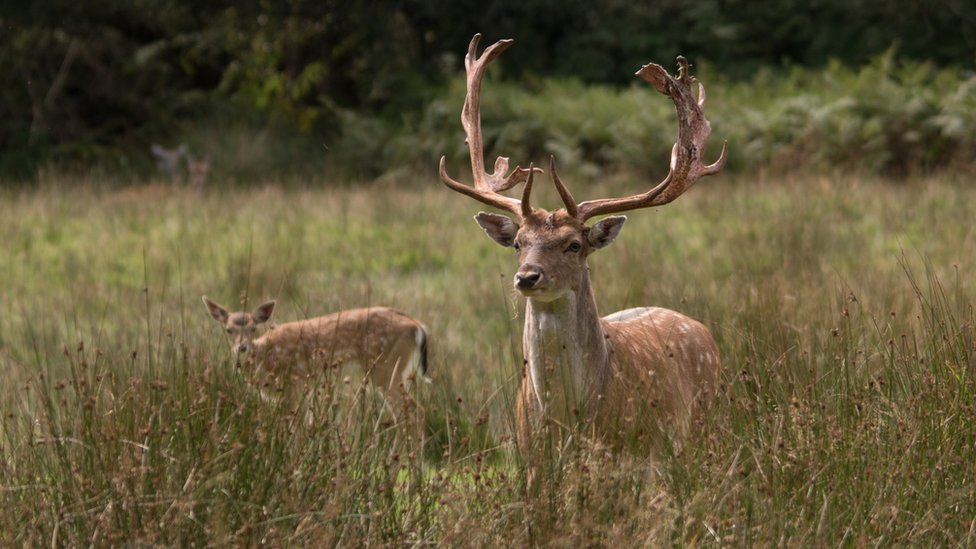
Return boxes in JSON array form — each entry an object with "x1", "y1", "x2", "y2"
[
  {"x1": 226, "y1": 328, "x2": 233, "y2": 334},
  {"x1": 513, "y1": 241, "x2": 522, "y2": 251},
  {"x1": 566, "y1": 241, "x2": 582, "y2": 253}
]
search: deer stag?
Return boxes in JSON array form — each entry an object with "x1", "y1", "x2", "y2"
[
  {"x1": 202, "y1": 297, "x2": 430, "y2": 410},
  {"x1": 440, "y1": 35, "x2": 727, "y2": 451}
]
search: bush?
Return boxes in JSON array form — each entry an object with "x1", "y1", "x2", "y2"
[{"x1": 341, "y1": 51, "x2": 976, "y2": 182}]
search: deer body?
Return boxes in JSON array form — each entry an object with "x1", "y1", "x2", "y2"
[
  {"x1": 150, "y1": 143, "x2": 210, "y2": 185},
  {"x1": 519, "y1": 284, "x2": 720, "y2": 439},
  {"x1": 249, "y1": 308, "x2": 429, "y2": 392},
  {"x1": 491, "y1": 210, "x2": 720, "y2": 448},
  {"x1": 599, "y1": 308, "x2": 719, "y2": 428},
  {"x1": 440, "y1": 35, "x2": 727, "y2": 452},
  {"x1": 203, "y1": 298, "x2": 429, "y2": 404}
]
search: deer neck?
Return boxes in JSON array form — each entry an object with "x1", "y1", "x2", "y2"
[{"x1": 523, "y1": 269, "x2": 609, "y2": 419}]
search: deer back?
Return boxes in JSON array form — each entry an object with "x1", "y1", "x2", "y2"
[{"x1": 254, "y1": 307, "x2": 427, "y2": 390}]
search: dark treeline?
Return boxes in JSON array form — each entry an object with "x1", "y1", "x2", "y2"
[{"x1": 1, "y1": 0, "x2": 974, "y2": 179}]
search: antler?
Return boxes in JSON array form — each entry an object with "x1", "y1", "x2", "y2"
[
  {"x1": 439, "y1": 34, "x2": 539, "y2": 217},
  {"x1": 573, "y1": 56, "x2": 728, "y2": 221}
]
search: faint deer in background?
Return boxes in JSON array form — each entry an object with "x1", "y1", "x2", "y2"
[
  {"x1": 202, "y1": 297, "x2": 430, "y2": 415},
  {"x1": 150, "y1": 143, "x2": 187, "y2": 178},
  {"x1": 186, "y1": 154, "x2": 211, "y2": 187},
  {"x1": 439, "y1": 35, "x2": 727, "y2": 457}
]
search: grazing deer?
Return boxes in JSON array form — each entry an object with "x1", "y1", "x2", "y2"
[
  {"x1": 439, "y1": 35, "x2": 727, "y2": 453},
  {"x1": 186, "y1": 154, "x2": 211, "y2": 187},
  {"x1": 201, "y1": 297, "x2": 430, "y2": 411},
  {"x1": 150, "y1": 143, "x2": 187, "y2": 178}
]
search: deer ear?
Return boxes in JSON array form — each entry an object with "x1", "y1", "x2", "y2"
[
  {"x1": 202, "y1": 296, "x2": 229, "y2": 323},
  {"x1": 474, "y1": 212, "x2": 519, "y2": 247},
  {"x1": 587, "y1": 216, "x2": 627, "y2": 249},
  {"x1": 253, "y1": 300, "x2": 276, "y2": 324}
]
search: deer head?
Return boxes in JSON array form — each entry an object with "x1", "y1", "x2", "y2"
[
  {"x1": 150, "y1": 143, "x2": 188, "y2": 177},
  {"x1": 202, "y1": 296, "x2": 276, "y2": 357},
  {"x1": 474, "y1": 165, "x2": 628, "y2": 301},
  {"x1": 440, "y1": 35, "x2": 727, "y2": 300}
]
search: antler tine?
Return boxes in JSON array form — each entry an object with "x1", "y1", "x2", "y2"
[
  {"x1": 439, "y1": 156, "x2": 523, "y2": 214},
  {"x1": 548, "y1": 156, "x2": 578, "y2": 218},
  {"x1": 576, "y1": 56, "x2": 727, "y2": 221},
  {"x1": 440, "y1": 33, "x2": 538, "y2": 217},
  {"x1": 521, "y1": 163, "x2": 536, "y2": 218}
]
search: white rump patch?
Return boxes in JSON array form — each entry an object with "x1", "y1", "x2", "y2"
[
  {"x1": 399, "y1": 326, "x2": 431, "y2": 389},
  {"x1": 603, "y1": 307, "x2": 660, "y2": 323}
]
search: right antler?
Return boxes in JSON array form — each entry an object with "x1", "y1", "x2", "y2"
[
  {"x1": 572, "y1": 57, "x2": 728, "y2": 221},
  {"x1": 439, "y1": 34, "x2": 538, "y2": 217}
]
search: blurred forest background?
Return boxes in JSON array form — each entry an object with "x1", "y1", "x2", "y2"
[{"x1": 2, "y1": 0, "x2": 975, "y2": 182}]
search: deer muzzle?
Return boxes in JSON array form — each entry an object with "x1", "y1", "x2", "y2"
[{"x1": 514, "y1": 268, "x2": 543, "y2": 290}]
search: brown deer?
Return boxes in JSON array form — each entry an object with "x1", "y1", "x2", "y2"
[
  {"x1": 186, "y1": 154, "x2": 211, "y2": 187},
  {"x1": 202, "y1": 297, "x2": 430, "y2": 411},
  {"x1": 439, "y1": 35, "x2": 727, "y2": 453}
]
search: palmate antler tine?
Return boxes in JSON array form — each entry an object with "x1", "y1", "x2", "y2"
[
  {"x1": 460, "y1": 34, "x2": 512, "y2": 193},
  {"x1": 467, "y1": 34, "x2": 542, "y2": 195},
  {"x1": 439, "y1": 156, "x2": 523, "y2": 213},
  {"x1": 576, "y1": 56, "x2": 727, "y2": 221},
  {"x1": 439, "y1": 34, "x2": 540, "y2": 217}
]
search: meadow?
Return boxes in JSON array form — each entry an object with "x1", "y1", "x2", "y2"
[{"x1": 0, "y1": 170, "x2": 974, "y2": 545}]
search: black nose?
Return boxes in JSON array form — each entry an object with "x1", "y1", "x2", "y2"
[{"x1": 515, "y1": 271, "x2": 541, "y2": 289}]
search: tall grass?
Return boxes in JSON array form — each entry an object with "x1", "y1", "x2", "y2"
[{"x1": 0, "y1": 172, "x2": 974, "y2": 544}]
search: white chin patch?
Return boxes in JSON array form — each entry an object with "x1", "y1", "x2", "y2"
[{"x1": 518, "y1": 289, "x2": 565, "y2": 303}]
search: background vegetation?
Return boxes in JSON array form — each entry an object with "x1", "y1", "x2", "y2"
[{"x1": 2, "y1": 0, "x2": 975, "y2": 180}]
